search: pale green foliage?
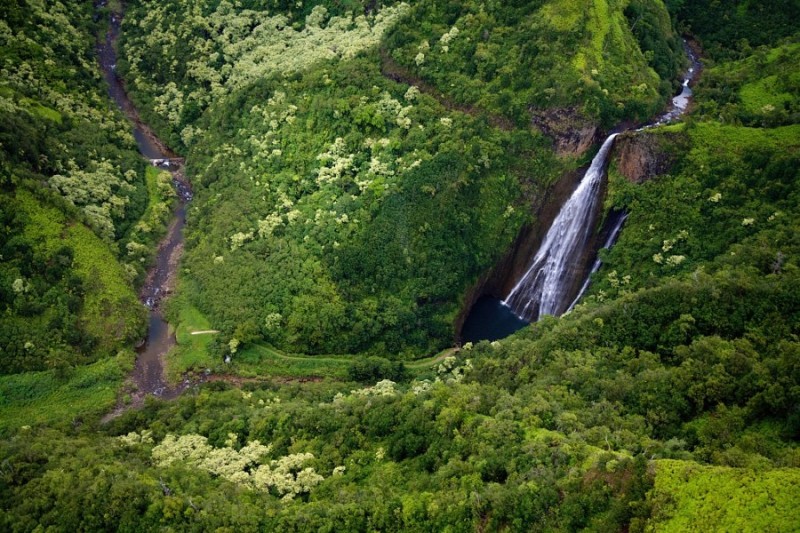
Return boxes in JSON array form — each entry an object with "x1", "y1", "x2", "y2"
[
  {"x1": 438, "y1": 25, "x2": 460, "y2": 53},
  {"x1": 230, "y1": 231, "x2": 254, "y2": 251},
  {"x1": 226, "y1": 86, "x2": 437, "y2": 253},
  {"x1": 665, "y1": 255, "x2": 685, "y2": 266},
  {"x1": 252, "y1": 452, "x2": 324, "y2": 501},
  {"x1": 152, "y1": 82, "x2": 184, "y2": 127},
  {"x1": 151, "y1": 433, "x2": 325, "y2": 499},
  {"x1": 411, "y1": 380, "x2": 433, "y2": 394},
  {"x1": 49, "y1": 159, "x2": 136, "y2": 242},
  {"x1": 124, "y1": 1, "x2": 410, "y2": 128},
  {"x1": 436, "y1": 356, "x2": 473, "y2": 383},
  {"x1": 118, "y1": 430, "x2": 154, "y2": 447},
  {"x1": 264, "y1": 312, "x2": 283, "y2": 331},
  {"x1": 334, "y1": 379, "x2": 398, "y2": 402},
  {"x1": 352, "y1": 378, "x2": 398, "y2": 397},
  {"x1": 11, "y1": 278, "x2": 28, "y2": 294},
  {"x1": 316, "y1": 137, "x2": 355, "y2": 185},
  {"x1": 228, "y1": 338, "x2": 240, "y2": 354}
]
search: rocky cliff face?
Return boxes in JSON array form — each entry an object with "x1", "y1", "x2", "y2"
[
  {"x1": 455, "y1": 128, "x2": 680, "y2": 338},
  {"x1": 531, "y1": 108, "x2": 599, "y2": 158},
  {"x1": 453, "y1": 164, "x2": 589, "y2": 336},
  {"x1": 612, "y1": 131, "x2": 676, "y2": 183}
]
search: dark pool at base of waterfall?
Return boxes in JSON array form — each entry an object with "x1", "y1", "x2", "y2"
[{"x1": 460, "y1": 296, "x2": 529, "y2": 344}]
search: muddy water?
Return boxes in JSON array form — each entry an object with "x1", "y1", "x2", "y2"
[{"x1": 97, "y1": 4, "x2": 194, "y2": 406}]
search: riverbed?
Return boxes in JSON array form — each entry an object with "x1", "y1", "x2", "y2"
[{"x1": 97, "y1": 4, "x2": 193, "y2": 405}]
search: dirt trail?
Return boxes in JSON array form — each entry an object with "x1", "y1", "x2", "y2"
[{"x1": 379, "y1": 49, "x2": 514, "y2": 131}]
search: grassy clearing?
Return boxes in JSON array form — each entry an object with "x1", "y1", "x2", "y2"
[
  {"x1": 16, "y1": 189, "x2": 145, "y2": 353},
  {"x1": 647, "y1": 459, "x2": 800, "y2": 532},
  {"x1": 690, "y1": 122, "x2": 800, "y2": 153},
  {"x1": 165, "y1": 295, "x2": 218, "y2": 380},
  {"x1": 24, "y1": 99, "x2": 62, "y2": 123},
  {"x1": 165, "y1": 296, "x2": 351, "y2": 380},
  {"x1": 123, "y1": 165, "x2": 176, "y2": 282},
  {"x1": 0, "y1": 351, "x2": 133, "y2": 435},
  {"x1": 229, "y1": 343, "x2": 461, "y2": 381},
  {"x1": 539, "y1": 0, "x2": 582, "y2": 31},
  {"x1": 405, "y1": 348, "x2": 458, "y2": 369},
  {"x1": 144, "y1": 165, "x2": 173, "y2": 214},
  {"x1": 740, "y1": 75, "x2": 794, "y2": 113},
  {"x1": 230, "y1": 344, "x2": 351, "y2": 380},
  {"x1": 165, "y1": 285, "x2": 461, "y2": 381}
]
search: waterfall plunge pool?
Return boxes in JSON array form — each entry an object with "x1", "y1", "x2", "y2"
[{"x1": 460, "y1": 296, "x2": 528, "y2": 344}]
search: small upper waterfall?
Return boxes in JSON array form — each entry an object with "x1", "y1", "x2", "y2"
[{"x1": 503, "y1": 133, "x2": 619, "y2": 320}]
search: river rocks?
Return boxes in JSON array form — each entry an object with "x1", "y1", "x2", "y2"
[{"x1": 530, "y1": 107, "x2": 599, "y2": 158}]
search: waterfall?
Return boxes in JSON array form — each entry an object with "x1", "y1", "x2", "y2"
[
  {"x1": 458, "y1": 42, "x2": 700, "y2": 341},
  {"x1": 502, "y1": 43, "x2": 700, "y2": 322},
  {"x1": 503, "y1": 133, "x2": 619, "y2": 320},
  {"x1": 566, "y1": 211, "x2": 628, "y2": 312}
]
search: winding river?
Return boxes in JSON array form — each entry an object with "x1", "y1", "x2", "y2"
[{"x1": 98, "y1": 4, "x2": 193, "y2": 405}]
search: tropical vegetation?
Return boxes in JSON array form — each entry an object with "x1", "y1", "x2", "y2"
[{"x1": 0, "y1": 0, "x2": 798, "y2": 531}]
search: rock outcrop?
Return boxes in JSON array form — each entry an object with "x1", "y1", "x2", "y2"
[
  {"x1": 531, "y1": 107, "x2": 599, "y2": 158},
  {"x1": 612, "y1": 131, "x2": 676, "y2": 183}
]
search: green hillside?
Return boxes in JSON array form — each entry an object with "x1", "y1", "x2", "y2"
[
  {"x1": 116, "y1": 0, "x2": 682, "y2": 358},
  {"x1": 646, "y1": 460, "x2": 800, "y2": 532},
  {"x1": 1, "y1": 0, "x2": 799, "y2": 530},
  {"x1": 0, "y1": 0, "x2": 157, "y2": 376}
]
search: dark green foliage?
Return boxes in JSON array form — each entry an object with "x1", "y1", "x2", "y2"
[
  {"x1": 625, "y1": 0, "x2": 687, "y2": 94},
  {"x1": 675, "y1": 0, "x2": 800, "y2": 59},
  {"x1": 115, "y1": 0, "x2": 685, "y2": 356},
  {"x1": 151, "y1": 53, "x2": 547, "y2": 356},
  {"x1": 346, "y1": 356, "x2": 407, "y2": 383},
  {"x1": 0, "y1": 187, "x2": 146, "y2": 374},
  {"x1": 0, "y1": 1, "x2": 798, "y2": 531},
  {"x1": 384, "y1": 0, "x2": 683, "y2": 127},
  {"x1": 692, "y1": 40, "x2": 800, "y2": 127},
  {"x1": 0, "y1": 0, "x2": 153, "y2": 373},
  {"x1": 600, "y1": 122, "x2": 800, "y2": 302},
  {"x1": 0, "y1": 196, "x2": 87, "y2": 372}
]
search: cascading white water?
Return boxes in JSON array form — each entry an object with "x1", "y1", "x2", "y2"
[
  {"x1": 459, "y1": 43, "x2": 699, "y2": 342},
  {"x1": 503, "y1": 133, "x2": 619, "y2": 320},
  {"x1": 502, "y1": 42, "x2": 699, "y2": 322},
  {"x1": 566, "y1": 211, "x2": 628, "y2": 312}
]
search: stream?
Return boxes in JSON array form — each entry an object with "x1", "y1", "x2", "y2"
[
  {"x1": 462, "y1": 42, "x2": 701, "y2": 342},
  {"x1": 97, "y1": 3, "x2": 194, "y2": 407}
]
